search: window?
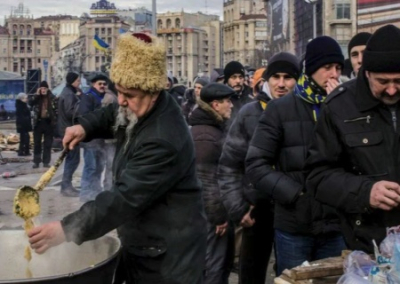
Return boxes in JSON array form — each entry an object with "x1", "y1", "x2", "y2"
[
  {"x1": 95, "y1": 56, "x2": 100, "y2": 63},
  {"x1": 157, "y1": 19, "x2": 163, "y2": 29},
  {"x1": 95, "y1": 28, "x2": 99, "y2": 34},
  {"x1": 335, "y1": 1, "x2": 351, "y2": 19},
  {"x1": 107, "y1": 28, "x2": 112, "y2": 34},
  {"x1": 101, "y1": 28, "x2": 105, "y2": 34},
  {"x1": 3, "y1": 48, "x2": 5, "y2": 54},
  {"x1": 166, "y1": 19, "x2": 172, "y2": 29},
  {"x1": 37, "y1": 49, "x2": 40, "y2": 54},
  {"x1": 256, "y1": 21, "x2": 267, "y2": 27},
  {"x1": 102, "y1": 56, "x2": 105, "y2": 62},
  {"x1": 37, "y1": 40, "x2": 41, "y2": 45},
  {"x1": 108, "y1": 37, "x2": 112, "y2": 44},
  {"x1": 38, "y1": 59, "x2": 41, "y2": 63},
  {"x1": 175, "y1": 18, "x2": 181, "y2": 28}
]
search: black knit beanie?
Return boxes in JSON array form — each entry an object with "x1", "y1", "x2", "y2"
[
  {"x1": 224, "y1": 61, "x2": 245, "y2": 83},
  {"x1": 39, "y1": 81, "x2": 49, "y2": 88},
  {"x1": 363, "y1": 25, "x2": 400, "y2": 73},
  {"x1": 195, "y1": 77, "x2": 209, "y2": 87},
  {"x1": 348, "y1": 32, "x2": 371, "y2": 56},
  {"x1": 305, "y1": 36, "x2": 344, "y2": 76},
  {"x1": 66, "y1": 72, "x2": 79, "y2": 85},
  {"x1": 263, "y1": 52, "x2": 300, "y2": 81}
]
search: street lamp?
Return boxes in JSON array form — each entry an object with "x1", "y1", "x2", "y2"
[{"x1": 305, "y1": 0, "x2": 318, "y2": 39}]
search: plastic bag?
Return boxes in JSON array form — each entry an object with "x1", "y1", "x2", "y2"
[
  {"x1": 337, "y1": 273, "x2": 371, "y2": 284},
  {"x1": 344, "y1": 251, "x2": 376, "y2": 277}
]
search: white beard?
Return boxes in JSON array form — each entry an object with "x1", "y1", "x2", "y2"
[{"x1": 114, "y1": 106, "x2": 138, "y2": 151}]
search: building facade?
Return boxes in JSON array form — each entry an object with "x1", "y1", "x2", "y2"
[
  {"x1": 357, "y1": 0, "x2": 400, "y2": 33},
  {"x1": 223, "y1": 0, "x2": 269, "y2": 67},
  {"x1": 157, "y1": 11, "x2": 221, "y2": 85},
  {"x1": 0, "y1": 14, "x2": 54, "y2": 87}
]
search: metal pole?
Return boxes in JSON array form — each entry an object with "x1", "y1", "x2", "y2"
[
  {"x1": 313, "y1": 4, "x2": 317, "y2": 38},
  {"x1": 152, "y1": 0, "x2": 157, "y2": 35}
]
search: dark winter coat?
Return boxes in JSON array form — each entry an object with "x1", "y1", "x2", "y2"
[
  {"x1": 169, "y1": 84, "x2": 186, "y2": 106},
  {"x1": 58, "y1": 85, "x2": 80, "y2": 137},
  {"x1": 230, "y1": 84, "x2": 253, "y2": 120},
  {"x1": 306, "y1": 72, "x2": 400, "y2": 253},
  {"x1": 61, "y1": 91, "x2": 207, "y2": 283},
  {"x1": 245, "y1": 92, "x2": 341, "y2": 235},
  {"x1": 218, "y1": 92, "x2": 271, "y2": 224},
  {"x1": 78, "y1": 87, "x2": 106, "y2": 149},
  {"x1": 182, "y1": 88, "x2": 196, "y2": 122},
  {"x1": 15, "y1": 99, "x2": 32, "y2": 133},
  {"x1": 189, "y1": 99, "x2": 228, "y2": 225},
  {"x1": 28, "y1": 91, "x2": 58, "y2": 129}
]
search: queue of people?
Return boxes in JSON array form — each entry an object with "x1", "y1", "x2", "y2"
[{"x1": 12, "y1": 24, "x2": 399, "y2": 284}]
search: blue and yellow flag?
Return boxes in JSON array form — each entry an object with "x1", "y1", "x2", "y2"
[{"x1": 93, "y1": 34, "x2": 109, "y2": 52}]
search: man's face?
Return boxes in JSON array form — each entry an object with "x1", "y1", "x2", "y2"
[
  {"x1": 249, "y1": 75, "x2": 254, "y2": 88},
  {"x1": 350, "y1": 45, "x2": 366, "y2": 76},
  {"x1": 366, "y1": 71, "x2": 400, "y2": 105},
  {"x1": 93, "y1": 80, "x2": 107, "y2": 93},
  {"x1": 194, "y1": 83, "x2": 203, "y2": 97},
  {"x1": 227, "y1": 74, "x2": 244, "y2": 92},
  {"x1": 268, "y1": 73, "x2": 296, "y2": 99},
  {"x1": 72, "y1": 78, "x2": 81, "y2": 88},
  {"x1": 212, "y1": 98, "x2": 233, "y2": 120},
  {"x1": 116, "y1": 84, "x2": 158, "y2": 118},
  {"x1": 165, "y1": 79, "x2": 172, "y2": 90},
  {"x1": 311, "y1": 63, "x2": 342, "y2": 90}
]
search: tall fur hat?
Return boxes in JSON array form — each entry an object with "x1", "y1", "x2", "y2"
[{"x1": 110, "y1": 33, "x2": 167, "y2": 93}]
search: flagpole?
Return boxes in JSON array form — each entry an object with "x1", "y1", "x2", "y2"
[{"x1": 152, "y1": 0, "x2": 157, "y2": 35}]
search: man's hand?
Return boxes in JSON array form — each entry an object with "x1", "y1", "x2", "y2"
[
  {"x1": 215, "y1": 222, "x2": 228, "y2": 237},
  {"x1": 28, "y1": 221, "x2": 66, "y2": 254},
  {"x1": 240, "y1": 206, "x2": 255, "y2": 228},
  {"x1": 370, "y1": 181, "x2": 400, "y2": 211},
  {"x1": 326, "y1": 78, "x2": 340, "y2": 95},
  {"x1": 63, "y1": 125, "x2": 86, "y2": 150}
]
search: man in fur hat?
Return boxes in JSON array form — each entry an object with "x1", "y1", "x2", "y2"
[{"x1": 27, "y1": 33, "x2": 207, "y2": 284}]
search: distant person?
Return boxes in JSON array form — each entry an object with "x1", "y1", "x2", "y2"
[
  {"x1": 15, "y1": 93, "x2": 32, "y2": 156},
  {"x1": 78, "y1": 73, "x2": 109, "y2": 202},
  {"x1": 348, "y1": 32, "x2": 372, "y2": 78},
  {"x1": 0, "y1": 104, "x2": 7, "y2": 120},
  {"x1": 58, "y1": 72, "x2": 81, "y2": 197},
  {"x1": 210, "y1": 68, "x2": 224, "y2": 83},
  {"x1": 182, "y1": 76, "x2": 209, "y2": 122},
  {"x1": 29, "y1": 81, "x2": 58, "y2": 168}
]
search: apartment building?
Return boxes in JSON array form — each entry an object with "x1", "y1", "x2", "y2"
[
  {"x1": 0, "y1": 15, "x2": 54, "y2": 85},
  {"x1": 157, "y1": 11, "x2": 221, "y2": 85},
  {"x1": 223, "y1": 0, "x2": 268, "y2": 67},
  {"x1": 79, "y1": 16, "x2": 130, "y2": 72},
  {"x1": 357, "y1": 0, "x2": 400, "y2": 33}
]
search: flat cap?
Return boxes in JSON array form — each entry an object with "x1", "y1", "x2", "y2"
[
  {"x1": 200, "y1": 83, "x2": 235, "y2": 103},
  {"x1": 90, "y1": 73, "x2": 109, "y2": 83}
]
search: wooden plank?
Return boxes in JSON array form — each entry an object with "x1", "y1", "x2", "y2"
[{"x1": 282, "y1": 257, "x2": 343, "y2": 280}]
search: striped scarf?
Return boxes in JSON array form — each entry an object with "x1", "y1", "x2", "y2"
[{"x1": 295, "y1": 73, "x2": 326, "y2": 121}]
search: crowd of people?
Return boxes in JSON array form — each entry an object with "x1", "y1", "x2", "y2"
[{"x1": 13, "y1": 24, "x2": 400, "y2": 284}]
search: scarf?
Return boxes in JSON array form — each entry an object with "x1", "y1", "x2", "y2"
[{"x1": 295, "y1": 73, "x2": 327, "y2": 121}]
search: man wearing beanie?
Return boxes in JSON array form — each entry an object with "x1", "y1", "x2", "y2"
[
  {"x1": 28, "y1": 81, "x2": 58, "y2": 169},
  {"x1": 307, "y1": 24, "x2": 400, "y2": 254},
  {"x1": 348, "y1": 32, "x2": 372, "y2": 77},
  {"x1": 189, "y1": 83, "x2": 234, "y2": 284},
  {"x1": 57, "y1": 72, "x2": 82, "y2": 197},
  {"x1": 224, "y1": 61, "x2": 253, "y2": 120},
  {"x1": 182, "y1": 76, "x2": 209, "y2": 122},
  {"x1": 246, "y1": 37, "x2": 346, "y2": 276},
  {"x1": 219, "y1": 52, "x2": 299, "y2": 283},
  {"x1": 29, "y1": 33, "x2": 207, "y2": 284},
  {"x1": 77, "y1": 73, "x2": 109, "y2": 203}
]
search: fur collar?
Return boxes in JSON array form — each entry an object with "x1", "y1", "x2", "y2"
[{"x1": 196, "y1": 97, "x2": 224, "y2": 124}]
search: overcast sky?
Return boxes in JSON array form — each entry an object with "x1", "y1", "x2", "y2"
[{"x1": 0, "y1": 0, "x2": 223, "y2": 25}]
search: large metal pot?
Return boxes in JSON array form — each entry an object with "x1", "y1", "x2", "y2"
[{"x1": 0, "y1": 230, "x2": 120, "y2": 284}]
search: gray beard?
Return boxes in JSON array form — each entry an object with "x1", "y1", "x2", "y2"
[{"x1": 114, "y1": 106, "x2": 138, "y2": 151}]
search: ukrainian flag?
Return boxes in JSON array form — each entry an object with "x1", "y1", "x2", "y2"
[{"x1": 93, "y1": 34, "x2": 109, "y2": 52}]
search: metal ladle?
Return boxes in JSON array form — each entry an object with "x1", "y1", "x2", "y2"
[{"x1": 14, "y1": 149, "x2": 69, "y2": 220}]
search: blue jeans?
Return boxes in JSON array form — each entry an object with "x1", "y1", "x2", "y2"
[
  {"x1": 80, "y1": 145, "x2": 105, "y2": 202},
  {"x1": 274, "y1": 229, "x2": 346, "y2": 276},
  {"x1": 61, "y1": 145, "x2": 80, "y2": 190}
]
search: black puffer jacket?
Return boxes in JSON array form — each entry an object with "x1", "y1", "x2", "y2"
[
  {"x1": 61, "y1": 91, "x2": 206, "y2": 283},
  {"x1": 58, "y1": 85, "x2": 80, "y2": 137},
  {"x1": 218, "y1": 92, "x2": 271, "y2": 224},
  {"x1": 15, "y1": 99, "x2": 32, "y2": 133},
  {"x1": 230, "y1": 84, "x2": 253, "y2": 121},
  {"x1": 189, "y1": 99, "x2": 228, "y2": 225},
  {"x1": 169, "y1": 84, "x2": 186, "y2": 106},
  {"x1": 246, "y1": 92, "x2": 341, "y2": 235},
  {"x1": 307, "y1": 72, "x2": 400, "y2": 253}
]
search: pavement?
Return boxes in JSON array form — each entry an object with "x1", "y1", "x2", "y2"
[{"x1": 0, "y1": 122, "x2": 276, "y2": 283}]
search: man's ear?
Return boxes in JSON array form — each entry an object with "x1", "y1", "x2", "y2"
[
  {"x1": 210, "y1": 100, "x2": 219, "y2": 111},
  {"x1": 365, "y1": 71, "x2": 370, "y2": 79}
]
